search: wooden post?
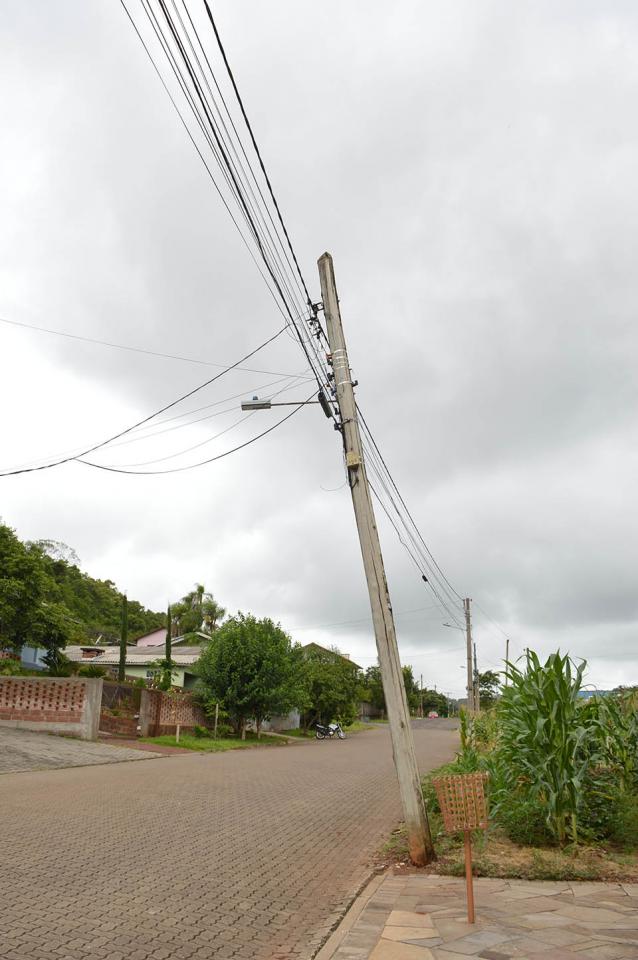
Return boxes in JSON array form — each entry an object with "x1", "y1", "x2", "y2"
[
  {"x1": 464, "y1": 830, "x2": 475, "y2": 923},
  {"x1": 176, "y1": 723, "x2": 181, "y2": 744},
  {"x1": 318, "y1": 252, "x2": 435, "y2": 865}
]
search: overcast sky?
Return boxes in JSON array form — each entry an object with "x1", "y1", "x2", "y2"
[{"x1": 2, "y1": 0, "x2": 637, "y2": 697}]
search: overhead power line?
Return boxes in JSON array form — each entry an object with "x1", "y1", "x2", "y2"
[
  {"x1": 0, "y1": 325, "x2": 288, "y2": 477},
  {"x1": 0, "y1": 315, "x2": 312, "y2": 378},
  {"x1": 120, "y1": 0, "x2": 337, "y2": 418},
  {"x1": 78, "y1": 389, "x2": 314, "y2": 474}
]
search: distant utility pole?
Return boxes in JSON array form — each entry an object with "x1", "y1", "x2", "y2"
[
  {"x1": 318, "y1": 252, "x2": 435, "y2": 866},
  {"x1": 118, "y1": 594, "x2": 128, "y2": 682},
  {"x1": 505, "y1": 636, "x2": 510, "y2": 687},
  {"x1": 419, "y1": 673, "x2": 424, "y2": 719},
  {"x1": 473, "y1": 641, "x2": 480, "y2": 712},
  {"x1": 464, "y1": 598, "x2": 474, "y2": 713}
]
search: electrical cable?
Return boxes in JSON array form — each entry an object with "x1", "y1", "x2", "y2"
[
  {"x1": 0, "y1": 324, "x2": 288, "y2": 477},
  {"x1": 78, "y1": 388, "x2": 314, "y2": 474},
  {"x1": 122, "y1": 0, "x2": 334, "y2": 404},
  {"x1": 358, "y1": 404, "x2": 464, "y2": 603},
  {"x1": 0, "y1": 314, "x2": 310, "y2": 378}
]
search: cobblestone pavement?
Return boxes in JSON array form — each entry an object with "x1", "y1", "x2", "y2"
[
  {"x1": 328, "y1": 873, "x2": 638, "y2": 959},
  {"x1": 1, "y1": 721, "x2": 458, "y2": 960},
  {"x1": 0, "y1": 726, "x2": 161, "y2": 774}
]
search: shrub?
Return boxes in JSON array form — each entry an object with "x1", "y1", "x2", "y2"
[
  {"x1": 192, "y1": 725, "x2": 208, "y2": 739},
  {"x1": 77, "y1": 664, "x2": 107, "y2": 678},
  {"x1": 498, "y1": 795, "x2": 554, "y2": 847},
  {"x1": 579, "y1": 769, "x2": 625, "y2": 841},
  {"x1": 609, "y1": 793, "x2": 638, "y2": 847}
]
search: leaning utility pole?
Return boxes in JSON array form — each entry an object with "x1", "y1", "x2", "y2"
[
  {"x1": 464, "y1": 598, "x2": 474, "y2": 713},
  {"x1": 318, "y1": 252, "x2": 435, "y2": 865}
]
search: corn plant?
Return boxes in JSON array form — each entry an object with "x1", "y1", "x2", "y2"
[
  {"x1": 498, "y1": 650, "x2": 589, "y2": 844},
  {"x1": 582, "y1": 692, "x2": 638, "y2": 791}
]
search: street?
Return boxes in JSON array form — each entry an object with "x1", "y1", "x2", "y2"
[{"x1": 1, "y1": 721, "x2": 457, "y2": 960}]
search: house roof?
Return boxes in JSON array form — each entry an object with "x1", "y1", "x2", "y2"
[
  {"x1": 301, "y1": 642, "x2": 362, "y2": 671},
  {"x1": 135, "y1": 629, "x2": 209, "y2": 647},
  {"x1": 65, "y1": 645, "x2": 201, "y2": 667}
]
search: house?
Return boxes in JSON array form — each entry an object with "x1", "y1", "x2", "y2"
[
  {"x1": 301, "y1": 642, "x2": 362, "y2": 671},
  {"x1": 134, "y1": 628, "x2": 210, "y2": 648},
  {"x1": 64, "y1": 644, "x2": 202, "y2": 689}
]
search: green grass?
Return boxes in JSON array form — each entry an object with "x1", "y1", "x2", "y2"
[
  {"x1": 281, "y1": 728, "x2": 314, "y2": 738},
  {"x1": 140, "y1": 732, "x2": 289, "y2": 752},
  {"x1": 344, "y1": 720, "x2": 370, "y2": 733}
]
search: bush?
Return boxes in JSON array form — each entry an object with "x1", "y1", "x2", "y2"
[
  {"x1": 192, "y1": 725, "x2": 208, "y2": 738},
  {"x1": 77, "y1": 664, "x2": 108, "y2": 678},
  {"x1": 214, "y1": 723, "x2": 234, "y2": 738},
  {"x1": 609, "y1": 793, "x2": 638, "y2": 847},
  {"x1": 0, "y1": 657, "x2": 27, "y2": 676},
  {"x1": 579, "y1": 769, "x2": 625, "y2": 841},
  {"x1": 498, "y1": 795, "x2": 554, "y2": 847}
]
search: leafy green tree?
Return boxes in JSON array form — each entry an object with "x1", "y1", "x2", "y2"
[
  {"x1": 362, "y1": 663, "x2": 423, "y2": 715},
  {"x1": 479, "y1": 670, "x2": 501, "y2": 708},
  {"x1": 362, "y1": 664, "x2": 385, "y2": 712},
  {"x1": 196, "y1": 613, "x2": 298, "y2": 738},
  {"x1": 298, "y1": 646, "x2": 362, "y2": 731},
  {"x1": 172, "y1": 584, "x2": 226, "y2": 638}
]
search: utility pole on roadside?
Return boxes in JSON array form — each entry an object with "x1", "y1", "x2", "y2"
[
  {"x1": 473, "y1": 641, "x2": 480, "y2": 712},
  {"x1": 318, "y1": 252, "x2": 435, "y2": 866},
  {"x1": 504, "y1": 636, "x2": 510, "y2": 687},
  {"x1": 464, "y1": 597, "x2": 474, "y2": 713},
  {"x1": 419, "y1": 673, "x2": 424, "y2": 719}
]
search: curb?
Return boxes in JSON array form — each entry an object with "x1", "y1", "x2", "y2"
[{"x1": 312, "y1": 869, "x2": 388, "y2": 960}]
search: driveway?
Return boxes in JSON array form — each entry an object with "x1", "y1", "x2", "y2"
[
  {"x1": 0, "y1": 726, "x2": 161, "y2": 774},
  {"x1": 0, "y1": 720, "x2": 457, "y2": 960}
]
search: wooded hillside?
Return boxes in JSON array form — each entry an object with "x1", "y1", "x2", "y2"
[{"x1": 0, "y1": 521, "x2": 164, "y2": 656}]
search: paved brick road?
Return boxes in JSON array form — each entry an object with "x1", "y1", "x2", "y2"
[
  {"x1": 1, "y1": 721, "x2": 457, "y2": 960},
  {"x1": 0, "y1": 727, "x2": 161, "y2": 774}
]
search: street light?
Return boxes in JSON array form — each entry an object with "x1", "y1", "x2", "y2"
[{"x1": 241, "y1": 390, "x2": 334, "y2": 417}]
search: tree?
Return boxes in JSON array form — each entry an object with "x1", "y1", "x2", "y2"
[
  {"x1": 118, "y1": 595, "x2": 128, "y2": 682},
  {"x1": 196, "y1": 613, "x2": 298, "y2": 738},
  {"x1": 298, "y1": 646, "x2": 362, "y2": 732},
  {"x1": 362, "y1": 663, "x2": 421, "y2": 715},
  {"x1": 479, "y1": 670, "x2": 501, "y2": 708},
  {"x1": 172, "y1": 584, "x2": 226, "y2": 638},
  {"x1": 157, "y1": 604, "x2": 175, "y2": 691}
]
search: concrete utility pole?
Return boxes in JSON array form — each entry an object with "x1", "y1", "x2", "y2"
[
  {"x1": 318, "y1": 252, "x2": 435, "y2": 866},
  {"x1": 419, "y1": 673, "x2": 424, "y2": 719},
  {"x1": 473, "y1": 641, "x2": 480, "y2": 712},
  {"x1": 464, "y1": 598, "x2": 474, "y2": 713},
  {"x1": 505, "y1": 636, "x2": 510, "y2": 687}
]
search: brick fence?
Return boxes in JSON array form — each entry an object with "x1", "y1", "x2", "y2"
[
  {"x1": 139, "y1": 688, "x2": 206, "y2": 737},
  {"x1": 0, "y1": 676, "x2": 103, "y2": 740}
]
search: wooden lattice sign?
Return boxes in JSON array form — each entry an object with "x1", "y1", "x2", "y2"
[{"x1": 433, "y1": 772, "x2": 489, "y2": 833}]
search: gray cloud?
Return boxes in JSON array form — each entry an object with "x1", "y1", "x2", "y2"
[{"x1": 2, "y1": 0, "x2": 637, "y2": 697}]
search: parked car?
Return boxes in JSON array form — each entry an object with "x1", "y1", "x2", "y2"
[{"x1": 427, "y1": 711, "x2": 439, "y2": 719}]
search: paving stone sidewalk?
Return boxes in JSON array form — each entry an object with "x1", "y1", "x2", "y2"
[
  {"x1": 329, "y1": 873, "x2": 638, "y2": 960},
  {"x1": 0, "y1": 726, "x2": 162, "y2": 773}
]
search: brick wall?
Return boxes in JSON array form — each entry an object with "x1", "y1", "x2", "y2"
[
  {"x1": 0, "y1": 677, "x2": 85, "y2": 722},
  {"x1": 100, "y1": 713, "x2": 138, "y2": 737},
  {"x1": 139, "y1": 688, "x2": 206, "y2": 737},
  {"x1": 0, "y1": 677, "x2": 103, "y2": 740}
]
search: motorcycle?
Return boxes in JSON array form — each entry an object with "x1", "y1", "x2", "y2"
[{"x1": 315, "y1": 721, "x2": 346, "y2": 740}]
